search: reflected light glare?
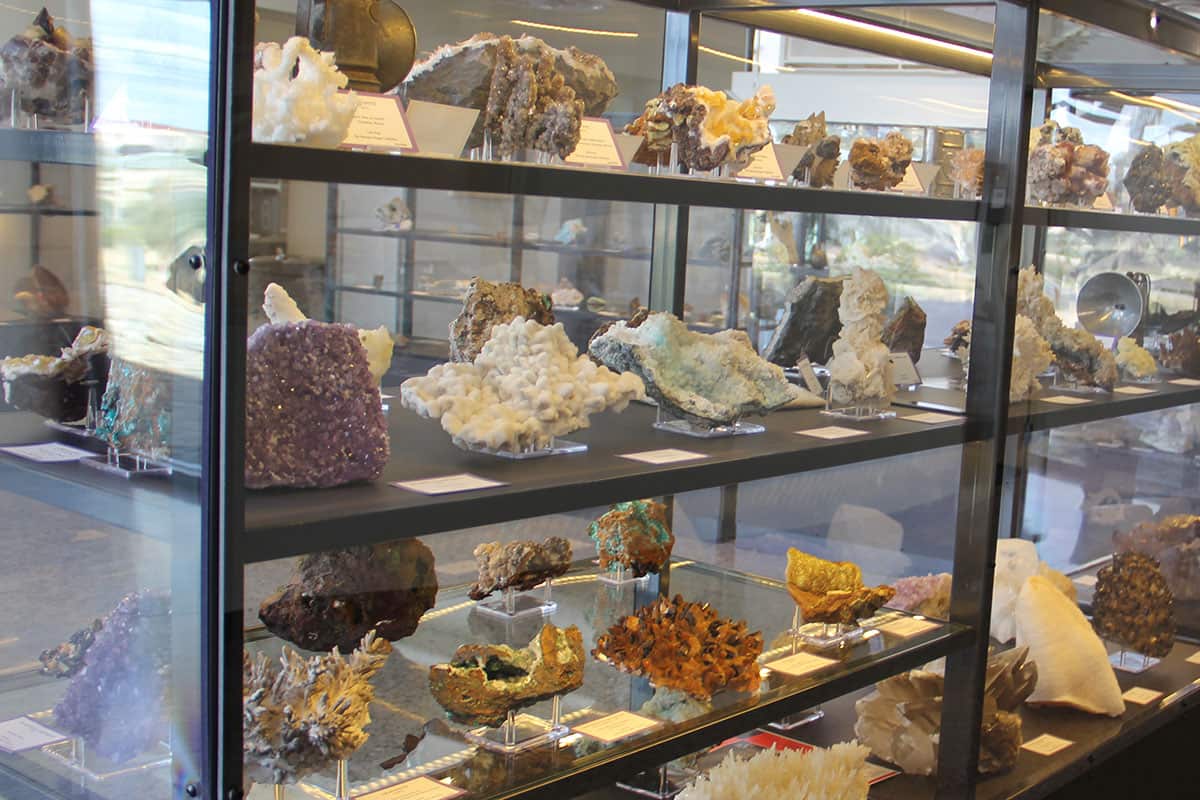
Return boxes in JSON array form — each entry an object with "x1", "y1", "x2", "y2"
[
  {"x1": 698, "y1": 45, "x2": 798, "y2": 73},
  {"x1": 918, "y1": 96, "x2": 988, "y2": 114},
  {"x1": 510, "y1": 19, "x2": 638, "y2": 38},
  {"x1": 794, "y1": 9, "x2": 992, "y2": 62}
]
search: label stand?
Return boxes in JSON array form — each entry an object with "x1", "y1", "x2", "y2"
[
  {"x1": 790, "y1": 607, "x2": 868, "y2": 650},
  {"x1": 41, "y1": 735, "x2": 172, "y2": 782},
  {"x1": 475, "y1": 581, "x2": 557, "y2": 620},
  {"x1": 616, "y1": 764, "x2": 688, "y2": 799},
  {"x1": 768, "y1": 707, "x2": 825, "y2": 731},
  {"x1": 1109, "y1": 648, "x2": 1160, "y2": 674},
  {"x1": 822, "y1": 384, "x2": 896, "y2": 421},
  {"x1": 653, "y1": 406, "x2": 765, "y2": 438},
  {"x1": 598, "y1": 563, "x2": 651, "y2": 587},
  {"x1": 463, "y1": 437, "x2": 587, "y2": 460},
  {"x1": 464, "y1": 699, "x2": 567, "y2": 754},
  {"x1": 650, "y1": 144, "x2": 679, "y2": 176},
  {"x1": 79, "y1": 446, "x2": 173, "y2": 479}
]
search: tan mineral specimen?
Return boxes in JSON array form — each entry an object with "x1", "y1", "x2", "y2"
[
  {"x1": 469, "y1": 537, "x2": 572, "y2": 600},
  {"x1": 625, "y1": 83, "x2": 775, "y2": 171},
  {"x1": 1115, "y1": 515, "x2": 1200, "y2": 601},
  {"x1": 781, "y1": 111, "x2": 841, "y2": 188},
  {"x1": 1092, "y1": 552, "x2": 1176, "y2": 658},
  {"x1": 428, "y1": 623, "x2": 585, "y2": 727},
  {"x1": 949, "y1": 148, "x2": 985, "y2": 197},
  {"x1": 849, "y1": 131, "x2": 913, "y2": 190},
  {"x1": 449, "y1": 277, "x2": 554, "y2": 362},
  {"x1": 882, "y1": 296, "x2": 928, "y2": 364},
  {"x1": 785, "y1": 549, "x2": 896, "y2": 625}
]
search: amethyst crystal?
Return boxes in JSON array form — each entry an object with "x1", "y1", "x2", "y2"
[
  {"x1": 245, "y1": 320, "x2": 388, "y2": 488},
  {"x1": 54, "y1": 590, "x2": 171, "y2": 764}
]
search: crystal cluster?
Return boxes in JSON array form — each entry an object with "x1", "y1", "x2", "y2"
[
  {"x1": 1018, "y1": 265, "x2": 1117, "y2": 389},
  {"x1": 1027, "y1": 121, "x2": 1110, "y2": 206},
  {"x1": 589, "y1": 311, "x2": 816, "y2": 426},
  {"x1": 1, "y1": 325, "x2": 108, "y2": 421},
  {"x1": 625, "y1": 84, "x2": 775, "y2": 171},
  {"x1": 428, "y1": 623, "x2": 585, "y2": 726},
  {"x1": 589, "y1": 500, "x2": 674, "y2": 577},
  {"x1": 785, "y1": 549, "x2": 895, "y2": 625},
  {"x1": 1115, "y1": 337, "x2": 1157, "y2": 380},
  {"x1": 263, "y1": 282, "x2": 393, "y2": 382},
  {"x1": 949, "y1": 148, "x2": 985, "y2": 197},
  {"x1": 990, "y1": 538, "x2": 1075, "y2": 644},
  {"x1": 253, "y1": 37, "x2": 358, "y2": 146},
  {"x1": 1123, "y1": 143, "x2": 1170, "y2": 213},
  {"x1": 761, "y1": 276, "x2": 844, "y2": 366},
  {"x1": 259, "y1": 540, "x2": 438, "y2": 652},
  {"x1": 1092, "y1": 552, "x2": 1175, "y2": 657},
  {"x1": 0, "y1": 8, "x2": 92, "y2": 124},
  {"x1": 1016, "y1": 575, "x2": 1124, "y2": 715},
  {"x1": 1010, "y1": 315, "x2": 1053, "y2": 402},
  {"x1": 854, "y1": 647, "x2": 1037, "y2": 775},
  {"x1": 678, "y1": 741, "x2": 871, "y2": 800},
  {"x1": 889, "y1": 573, "x2": 952, "y2": 619},
  {"x1": 1114, "y1": 515, "x2": 1200, "y2": 601},
  {"x1": 827, "y1": 268, "x2": 895, "y2": 408},
  {"x1": 1164, "y1": 134, "x2": 1200, "y2": 213},
  {"x1": 1160, "y1": 328, "x2": 1200, "y2": 377},
  {"x1": 848, "y1": 132, "x2": 913, "y2": 191},
  {"x1": 243, "y1": 632, "x2": 392, "y2": 785},
  {"x1": 54, "y1": 590, "x2": 171, "y2": 764},
  {"x1": 551, "y1": 278, "x2": 584, "y2": 308},
  {"x1": 481, "y1": 36, "x2": 584, "y2": 158},
  {"x1": 593, "y1": 595, "x2": 763, "y2": 700},
  {"x1": 450, "y1": 278, "x2": 554, "y2": 362},
  {"x1": 469, "y1": 537, "x2": 572, "y2": 600},
  {"x1": 781, "y1": 111, "x2": 841, "y2": 188},
  {"x1": 882, "y1": 296, "x2": 927, "y2": 364}
]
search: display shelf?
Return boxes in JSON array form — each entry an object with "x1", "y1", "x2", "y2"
[
  {"x1": 336, "y1": 226, "x2": 655, "y2": 261},
  {"x1": 250, "y1": 144, "x2": 980, "y2": 221},
  {"x1": 0, "y1": 207, "x2": 98, "y2": 217},
  {"x1": 1022, "y1": 205, "x2": 1200, "y2": 236},
  {"x1": 0, "y1": 129, "x2": 96, "y2": 167},
  {"x1": 1011, "y1": 383, "x2": 1200, "y2": 433}
]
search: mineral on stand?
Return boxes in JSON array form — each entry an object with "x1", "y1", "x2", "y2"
[
  {"x1": 1017, "y1": 265, "x2": 1117, "y2": 390},
  {"x1": 1009, "y1": 315, "x2": 1053, "y2": 402},
  {"x1": 827, "y1": 267, "x2": 895, "y2": 408},
  {"x1": 0, "y1": 8, "x2": 92, "y2": 124},
  {"x1": 848, "y1": 131, "x2": 913, "y2": 190},
  {"x1": 1123, "y1": 143, "x2": 1170, "y2": 212},
  {"x1": 889, "y1": 573, "x2": 952, "y2": 619},
  {"x1": 1027, "y1": 121, "x2": 1110, "y2": 206},
  {"x1": 1161, "y1": 327, "x2": 1200, "y2": 377},
  {"x1": 678, "y1": 742, "x2": 871, "y2": 800},
  {"x1": 589, "y1": 500, "x2": 674, "y2": 577},
  {"x1": 949, "y1": 148, "x2": 985, "y2": 197},
  {"x1": 95, "y1": 357, "x2": 173, "y2": 460},
  {"x1": 39, "y1": 618, "x2": 102, "y2": 678},
  {"x1": 1114, "y1": 515, "x2": 1200, "y2": 601},
  {"x1": 253, "y1": 37, "x2": 358, "y2": 146},
  {"x1": 761, "y1": 276, "x2": 844, "y2": 366},
  {"x1": 12, "y1": 265, "x2": 68, "y2": 317},
  {"x1": 785, "y1": 549, "x2": 895, "y2": 625},
  {"x1": 882, "y1": 296, "x2": 927, "y2": 364},
  {"x1": 469, "y1": 537, "x2": 572, "y2": 600},
  {"x1": 259, "y1": 540, "x2": 438, "y2": 652},
  {"x1": 428, "y1": 623, "x2": 585, "y2": 726},
  {"x1": 1164, "y1": 134, "x2": 1200, "y2": 213},
  {"x1": 1092, "y1": 552, "x2": 1175, "y2": 658},
  {"x1": 625, "y1": 84, "x2": 775, "y2": 171},
  {"x1": 450, "y1": 278, "x2": 554, "y2": 362},
  {"x1": 990, "y1": 538, "x2": 1075, "y2": 644},
  {"x1": 781, "y1": 111, "x2": 841, "y2": 187},
  {"x1": 1115, "y1": 337, "x2": 1157, "y2": 380}
]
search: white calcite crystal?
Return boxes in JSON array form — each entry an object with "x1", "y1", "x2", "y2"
[
  {"x1": 1017, "y1": 266, "x2": 1117, "y2": 389},
  {"x1": 1015, "y1": 575, "x2": 1124, "y2": 716},
  {"x1": 1116, "y1": 337, "x2": 1157, "y2": 380},
  {"x1": 262, "y1": 283, "x2": 394, "y2": 383},
  {"x1": 991, "y1": 539, "x2": 1075, "y2": 644},
  {"x1": 678, "y1": 741, "x2": 870, "y2": 800},
  {"x1": 827, "y1": 268, "x2": 894, "y2": 408},
  {"x1": 401, "y1": 317, "x2": 644, "y2": 452},
  {"x1": 1010, "y1": 315, "x2": 1053, "y2": 402},
  {"x1": 253, "y1": 37, "x2": 358, "y2": 146}
]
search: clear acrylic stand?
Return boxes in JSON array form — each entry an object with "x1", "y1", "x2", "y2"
[
  {"x1": 616, "y1": 764, "x2": 688, "y2": 799},
  {"x1": 464, "y1": 698, "x2": 567, "y2": 754},
  {"x1": 822, "y1": 384, "x2": 896, "y2": 421},
  {"x1": 1052, "y1": 369, "x2": 1111, "y2": 394},
  {"x1": 274, "y1": 786, "x2": 286, "y2": 800},
  {"x1": 790, "y1": 607, "x2": 868, "y2": 650},
  {"x1": 41, "y1": 736, "x2": 172, "y2": 782},
  {"x1": 1109, "y1": 649, "x2": 1160, "y2": 674},
  {"x1": 651, "y1": 144, "x2": 679, "y2": 176},
  {"x1": 653, "y1": 406, "x2": 765, "y2": 438},
  {"x1": 475, "y1": 581, "x2": 558, "y2": 620},
  {"x1": 335, "y1": 759, "x2": 349, "y2": 800},
  {"x1": 463, "y1": 436, "x2": 587, "y2": 460},
  {"x1": 769, "y1": 706, "x2": 825, "y2": 731},
  {"x1": 598, "y1": 563, "x2": 651, "y2": 587},
  {"x1": 80, "y1": 446, "x2": 173, "y2": 479}
]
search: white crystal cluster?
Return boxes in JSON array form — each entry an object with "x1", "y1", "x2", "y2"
[
  {"x1": 253, "y1": 37, "x2": 358, "y2": 147},
  {"x1": 1010, "y1": 315, "x2": 1053, "y2": 402},
  {"x1": 401, "y1": 317, "x2": 645, "y2": 452},
  {"x1": 678, "y1": 741, "x2": 869, "y2": 800},
  {"x1": 1017, "y1": 265, "x2": 1117, "y2": 388},
  {"x1": 827, "y1": 268, "x2": 894, "y2": 408},
  {"x1": 990, "y1": 539, "x2": 1075, "y2": 644},
  {"x1": 262, "y1": 283, "x2": 393, "y2": 382},
  {"x1": 1116, "y1": 337, "x2": 1157, "y2": 379}
]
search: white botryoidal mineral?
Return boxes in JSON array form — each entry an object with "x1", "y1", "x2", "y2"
[
  {"x1": 827, "y1": 268, "x2": 895, "y2": 408},
  {"x1": 401, "y1": 317, "x2": 645, "y2": 452},
  {"x1": 1010, "y1": 315, "x2": 1053, "y2": 402},
  {"x1": 253, "y1": 37, "x2": 358, "y2": 147},
  {"x1": 678, "y1": 741, "x2": 870, "y2": 800},
  {"x1": 1115, "y1": 337, "x2": 1157, "y2": 380}
]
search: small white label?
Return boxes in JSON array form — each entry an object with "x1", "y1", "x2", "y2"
[
  {"x1": 1186, "y1": 651, "x2": 1200, "y2": 665},
  {"x1": 620, "y1": 448, "x2": 707, "y2": 465},
  {"x1": 865, "y1": 762, "x2": 901, "y2": 785},
  {"x1": 889, "y1": 352, "x2": 921, "y2": 386},
  {"x1": 1041, "y1": 395, "x2": 1092, "y2": 405},
  {"x1": 1170, "y1": 378, "x2": 1200, "y2": 387},
  {"x1": 765, "y1": 651, "x2": 838, "y2": 677},
  {"x1": 904, "y1": 411, "x2": 960, "y2": 425},
  {"x1": 796, "y1": 426, "x2": 867, "y2": 440},
  {"x1": 564, "y1": 118, "x2": 626, "y2": 169},
  {"x1": 734, "y1": 142, "x2": 784, "y2": 181},
  {"x1": 392, "y1": 474, "x2": 505, "y2": 495},
  {"x1": 0, "y1": 717, "x2": 67, "y2": 753},
  {"x1": 1022, "y1": 733, "x2": 1074, "y2": 756},
  {"x1": 341, "y1": 92, "x2": 416, "y2": 152},
  {"x1": 359, "y1": 777, "x2": 465, "y2": 800},
  {"x1": 1094, "y1": 193, "x2": 1115, "y2": 211},
  {"x1": 0, "y1": 442, "x2": 94, "y2": 462},
  {"x1": 1122, "y1": 687, "x2": 1164, "y2": 705},
  {"x1": 1075, "y1": 574, "x2": 1098, "y2": 587},
  {"x1": 878, "y1": 616, "x2": 940, "y2": 638},
  {"x1": 1114, "y1": 385, "x2": 1155, "y2": 395},
  {"x1": 796, "y1": 357, "x2": 823, "y2": 395},
  {"x1": 896, "y1": 163, "x2": 925, "y2": 194},
  {"x1": 574, "y1": 711, "x2": 661, "y2": 742}
]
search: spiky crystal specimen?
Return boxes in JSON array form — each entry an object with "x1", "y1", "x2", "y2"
[{"x1": 679, "y1": 741, "x2": 871, "y2": 800}]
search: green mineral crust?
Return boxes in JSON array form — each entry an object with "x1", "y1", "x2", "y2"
[{"x1": 589, "y1": 500, "x2": 674, "y2": 577}]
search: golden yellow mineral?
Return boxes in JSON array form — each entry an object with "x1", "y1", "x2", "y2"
[{"x1": 785, "y1": 549, "x2": 895, "y2": 625}]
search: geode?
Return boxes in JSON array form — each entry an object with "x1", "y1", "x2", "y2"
[
  {"x1": 1115, "y1": 515, "x2": 1200, "y2": 601},
  {"x1": 245, "y1": 320, "x2": 388, "y2": 488},
  {"x1": 625, "y1": 84, "x2": 775, "y2": 171},
  {"x1": 95, "y1": 357, "x2": 173, "y2": 460},
  {"x1": 1124, "y1": 143, "x2": 1170, "y2": 213},
  {"x1": 0, "y1": 8, "x2": 93, "y2": 125},
  {"x1": 1092, "y1": 552, "x2": 1175, "y2": 658},
  {"x1": 428, "y1": 623, "x2": 585, "y2": 726},
  {"x1": 882, "y1": 296, "x2": 927, "y2": 364},
  {"x1": 849, "y1": 132, "x2": 913, "y2": 191},
  {"x1": 589, "y1": 500, "x2": 674, "y2": 577},
  {"x1": 761, "y1": 276, "x2": 844, "y2": 366},
  {"x1": 450, "y1": 277, "x2": 554, "y2": 362},
  {"x1": 593, "y1": 595, "x2": 763, "y2": 700},
  {"x1": 54, "y1": 590, "x2": 171, "y2": 764},
  {"x1": 588, "y1": 311, "x2": 815, "y2": 426},
  {"x1": 785, "y1": 548, "x2": 895, "y2": 626},
  {"x1": 259, "y1": 540, "x2": 438, "y2": 652},
  {"x1": 469, "y1": 537, "x2": 572, "y2": 600},
  {"x1": 854, "y1": 647, "x2": 1037, "y2": 775}
]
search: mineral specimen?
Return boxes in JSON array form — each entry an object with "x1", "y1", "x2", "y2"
[
  {"x1": 762, "y1": 276, "x2": 844, "y2": 366},
  {"x1": 428, "y1": 623, "x2": 585, "y2": 726},
  {"x1": 12, "y1": 265, "x2": 68, "y2": 317},
  {"x1": 854, "y1": 647, "x2": 1037, "y2": 775},
  {"x1": 262, "y1": 282, "x2": 394, "y2": 381},
  {"x1": 944, "y1": 320, "x2": 971, "y2": 356},
  {"x1": 404, "y1": 33, "x2": 618, "y2": 152},
  {"x1": 1016, "y1": 575, "x2": 1124, "y2": 715},
  {"x1": 1115, "y1": 515, "x2": 1200, "y2": 601},
  {"x1": 1092, "y1": 552, "x2": 1175, "y2": 658},
  {"x1": 1, "y1": 324, "x2": 109, "y2": 421},
  {"x1": 244, "y1": 631, "x2": 392, "y2": 785},
  {"x1": 1027, "y1": 121, "x2": 1110, "y2": 206},
  {"x1": 640, "y1": 686, "x2": 710, "y2": 723},
  {"x1": 781, "y1": 111, "x2": 841, "y2": 188},
  {"x1": 949, "y1": 148, "x2": 985, "y2": 197},
  {"x1": 784, "y1": 549, "x2": 895, "y2": 626},
  {"x1": 1160, "y1": 327, "x2": 1200, "y2": 377},
  {"x1": 1116, "y1": 337, "x2": 1157, "y2": 380},
  {"x1": 1010, "y1": 314, "x2": 1054, "y2": 402},
  {"x1": 1123, "y1": 143, "x2": 1170, "y2": 213},
  {"x1": 882, "y1": 296, "x2": 927, "y2": 364},
  {"x1": 403, "y1": 317, "x2": 643, "y2": 452},
  {"x1": 94, "y1": 358, "x2": 172, "y2": 460},
  {"x1": 625, "y1": 84, "x2": 775, "y2": 171},
  {"x1": 848, "y1": 131, "x2": 913, "y2": 191},
  {"x1": 468, "y1": 537, "x2": 572, "y2": 600},
  {"x1": 54, "y1": 590, "x2": 171, "y2": 764},
  {"x1": 1017, "y1": 265, "x2": 1117, "y2": 389},
  {"x1": 0, "y1": 8, "x2": 92, "y2": 124},
  {"x1": 450, "y1": 278, "x2": 554, "y2": 362},
  {"x1": 253, "y1": 37, "x2": 358, "y2": 146},
  {"x1": 889, "y1": 573, "x2": 952, "y2": 619},
  {"x1": 678, "y1": 741, "x2": 871, "y2": 800},
  {"x1": 551, "y1": 278, "x2": 584, "y2": 308},
  {"x1": 39, "y1": 618, "x2": 102, "y2": 678},
  {"x1": 827, "y1": 267, "x2": 895, "y2": 408},
  {"x1": 1164, "y1": 134, "x2": 1200, "y2": 213},
  {"x1": 259, "y1": 540, "x2": 438, "y2": 652},
  {"x1": 990, "y1": 538, "x2": 1075, "y2": 644},
  {"x1": 588, "y1": 311, "x2": 818, "y2": 426},
  {"x1": 589, "y1": 500, "x2": 674, "y2": 577},
  {"x1": 593, "y1": 595, "x2": 763, "y2": 700}
]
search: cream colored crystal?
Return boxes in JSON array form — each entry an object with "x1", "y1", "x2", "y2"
[
  {"x1": 1010, "y1": 315, "x2": 1053, "y2": 402},
  {"x1": 827, "y1": 268, "x2": 895, "y2": 408},
  {"x1": 261, "y1": 283, "x2": 394, "y2": 382},
  {"x1": 678, "y1": 741, "x2": 870, "y2": 800},
  {"x1": 253, "y1": 37, "x2": 358, "y2": 146},
  {"x1": 991, "y1": 539, "x2": 1075, "y2": 644},
  {"x1": 1116, "y1": 337, "x2": 1157, "y2": 380}
]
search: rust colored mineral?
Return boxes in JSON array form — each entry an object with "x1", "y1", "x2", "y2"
[
  {"x1": 589, "y1": 499, "x2": 674, "y2": 577},
  {"x1": 848, "y1": 131, "x2": 913, "y2": 191},
  {"x1": 449, "y1": 277, "x2": 554, "y2": 362},
  {"x1": 1092, "y1": 552, "x2": 1176, "y2": 658},
  {"x1": 882, "y1": 296, "x2": 927, "y2": 364},
  {"x1": 785, "y1": 548, "x2": 896, "y2": 625},
  {"x1": 469, "y1": 537, "x2": 572, "y2": 600}
]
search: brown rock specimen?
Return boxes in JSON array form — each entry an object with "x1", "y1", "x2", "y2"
[
  {"x1": 12, "y1": 265, "x2": 68, "y2": 317},
  {"x1": 469, "y1": 537, "x2": 572, "y2": 600},
  {"x1": 0, "y1": 8, "x2": 92, "y2": 124},
  {"x1": 589, "y1": 499, "x2": 674, "y2": 577},
  {"x1": 1027, "y1": 121, "x2": 1110, "y2": 206},
  {"x1": 482, "y1": 36, "x2": 584, "y2": 159},
  {"x1": 259, "y1": 540, "x2": 438, "y2": 652},
  {"x1": 1092, "y1": 552, "x2": 1175, "y2": 658},
  {"x1": 1115, "y1": 515, "x2": 1200, "y2": 602},
  {"x1": 949, "y1": 148, "x2": 985, "y2": 197},
  {"x1": 1161, "y1": 328, "x2": 1200, "y2": 377},
  {"x1": 1164, "y1": 134, "x2": 1200, "y2": 213},
  {"x1": 449, "y1": 277, "x2": 554, "y2": 362},
  {"x1": 785, "y1": 548, "x2": 896, "y2": 625},
  {"x1": 781, "y1": 111, "x2": 841, "y2": 187},
  {"x1": 592, "y1": 594, "x2": 763, "y2": 700},
  {"x1": 428, "y1": 623, "x2": 585, "y2": 726},
  {"x1": 1123, "y1": 144, "x2": 1170, "y2": 213},
  {"x1": 849, "y1": 132, "x2": 913, "y2": 190},
  {"x1": 944, "y1": 320, "x2": 971, "y2": 354},
  {"x1": 762, "y1": 276, "x2": 844, "y2": 366},
  {"x1": 883, "y1": 296, "x2": 928, "y2": 364},
  {"x1": 854, "y1": 646, "x2": 1037, "y2": 775},
  {"x1": 624, "y1": 84, "x2": 775, "y2": 171}
]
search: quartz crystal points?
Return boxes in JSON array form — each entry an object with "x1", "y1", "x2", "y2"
[
  {"x1": 1115, "y1": 515, "x2": 1200, "y2": 601},
  {"x1": 243, "y1": 632, "x2": 392, "y2": 785},
  {"x1": 0, "y1": 8, "x2": 92, "y2": 124},
  {"x1": 593, "y1": 595, "x2": 763, "y2": 700},
  {"x1": 428, "y1": 623, "x2": 585, "y2": 727},
  {"x1": 259, "y1": 540, "x2": 438, "y2": 652},
  {"x1": 625, "y1": 84, "x2": 775, "y2": 171},
  {"x1": 854, "y1": 647, "x2": 1037, "y2": 775},
  {"x1": 588, "y1": 311, "x2": 816, "y2": 425},
  {"x1": 761, "y1": 276, "x2": 844, "y2": 366},
  {"x1": 826, "y1": 267, "x2": 896, "y2": 408},
  {"x1": 1123, "y1": 143, "x2": 1170, "y2": 213},
  {"x1": 253, "y1": 37, "x2": 358, "y2": 146},
  {"x1": 1017, "y1": 265, "x2": 1117, "y2": 389},
  {"x1": 784, "y1": 549, "x2": 895, "y2": 625},
  {"x1": 1092, "y1": 552, "x2": 1176, "y2": 657},
  {"x1": 882, "y1": 296, "x2": 928, "y2": 364},
  {"x1": 589, "y1": 500, "x2": 675, "y2": 577},
  {"x1": 678, "y1": 741, "x2": 871, "y2": 800},
  {"x1": 848, "y1": 131, "x2": 913, "y2": 190},
  {"x1": 450, "y1": 278, "x2": 554, "y2": 363},
  {"x1": 469, "y1": 537, "x2": 572, "y2": 600}
]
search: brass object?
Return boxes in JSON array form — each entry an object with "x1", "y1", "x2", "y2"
[{"x1": 295, "y1": 0, "x2": 416, "y2": 92}]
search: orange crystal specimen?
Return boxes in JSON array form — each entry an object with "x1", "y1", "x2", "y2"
[{"x1": 785, "y1": 549, "x2": 896, "y2": 625}]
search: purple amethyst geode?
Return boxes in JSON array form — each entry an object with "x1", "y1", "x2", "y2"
[{"x1": 245, "y1": 321, "x2": 389, "y2": 488}]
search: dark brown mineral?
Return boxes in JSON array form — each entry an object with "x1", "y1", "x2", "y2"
[
  {"x1": 1123, "y1": 144, "x2": 1170, "y2": 213},
  {"x1": 469, "y1": 537, "x2": 572, "y2": 600},
  {"x1": 449, "y1": 278, "x2": 554, "y2": 362},
  {"x1": 883, "y1": 296, "x2": 928, "y2": 364},
  {"x1": 1115, "y1": 515, "x2": 1200, "y2": 601},
  {"x1": 1092, "y1": 551, "x2": 1176, "y2": 657},
  {"x1": 761, "y1": 276, "x2": 844, "y2": 366}
]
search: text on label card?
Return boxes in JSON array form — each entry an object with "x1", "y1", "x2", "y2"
[
  {"x1": 574, "y1": 711, "x2": 661, "y2": 743},
  {"x1": 563, "y1": 118, "x2": 626, "y2": 169},
  {"x1": 358, "y1": 776, "x2": 466, "y2": 800},
  {"x1": 1021, "y1": 733, "x2": 1073, "y2": 756},
  {"x1": 796, "y1": 426, "x2": 868, "y2": 440},
  {"x1": 766, "y1": 651, "x2": 838, "y2": 677},
  {"x1": 340, "y1": 93, "x2": 415, "y2": 152},
  {"x1": 392, "y1": 474, "x2": 506, "y2": 495},
  {"x1": 619, "y1": 449, "x2": 707, "y2": 465}
]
